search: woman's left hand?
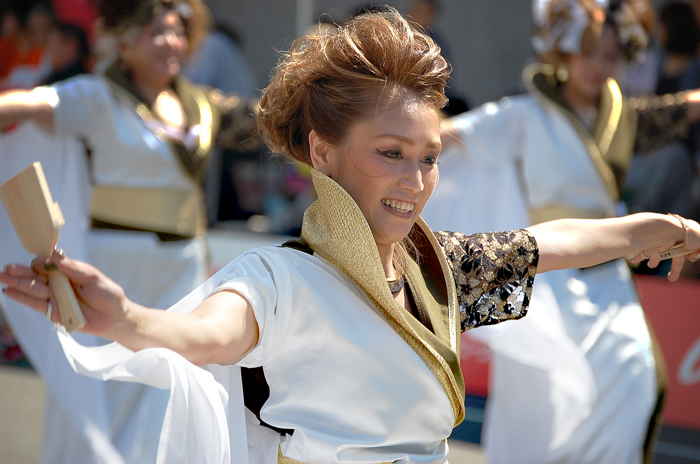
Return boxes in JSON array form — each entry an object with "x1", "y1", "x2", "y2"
[{"x1": 629, "y1": 215, "x2": 700, "y2": 281}]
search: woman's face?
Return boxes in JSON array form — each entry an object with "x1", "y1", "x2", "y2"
[
  {"x1": 314, "y1": 95, "x2": 442, "y2": 248},
  {"x1": 122, "y1": 10, "x2": 188, "y2": 84},
  {"x1": 565, "y1": 25, "x2": 621, "y2": 101}
]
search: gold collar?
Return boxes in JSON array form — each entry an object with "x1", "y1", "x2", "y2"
[{"x1": 301, "y1": 169, "x2": 465, "y2": 425}]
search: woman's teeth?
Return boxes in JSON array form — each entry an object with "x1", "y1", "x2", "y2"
[{"x1": 382, "y1": 199, "x2": 414, "y2": 213}]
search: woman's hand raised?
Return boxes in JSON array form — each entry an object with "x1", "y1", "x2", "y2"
[{"x1": 0, "y1": 249, "x2": 129, "y2": 338}]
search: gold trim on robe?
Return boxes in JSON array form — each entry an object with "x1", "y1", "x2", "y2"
[
  {"x1": 523, "y1": 63, "x2": 638, "y2": 223},
  {"x1": 301, "y1": 169, "x2": 466, "y2": 427}
]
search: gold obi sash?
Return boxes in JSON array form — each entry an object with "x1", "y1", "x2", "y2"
[
  {"x1": 90, "y1": 185, "x2": 207, "y2": 238},
  {"x1": 529, "y1": 204, "x2": 614, "y2": 224}
]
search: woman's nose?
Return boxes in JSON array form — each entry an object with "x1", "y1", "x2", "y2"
[{"x1": 398, "y1": 161, "x2": 424, "y2": 192}]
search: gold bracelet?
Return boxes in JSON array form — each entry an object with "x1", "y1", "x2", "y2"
[{"x1": 668, "y1": 213, "x2": 689, "y2": 250}]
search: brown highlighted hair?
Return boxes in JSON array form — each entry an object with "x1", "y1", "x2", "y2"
[{"x1": 258, "y1": 7, "x2": 449, "y2": 166}]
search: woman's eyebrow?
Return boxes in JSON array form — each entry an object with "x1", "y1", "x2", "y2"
[{"x1": 372, "y1": 134, "x2": 441, "y2": 149}]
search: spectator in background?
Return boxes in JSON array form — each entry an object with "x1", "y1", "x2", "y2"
[
  {"x1": 183, "y1": 20, "x2": 263, "y2": 226},
  {"x1": 43, "y1": 22, "x2": 90, "y2": 85},
  {"x1": 0, "y1": 1, "x2": 54, "y2": 90},
  {"x1": 655, "y1": 0, "x2": 700, "y2": 168},
  {"x1": 655, "y1": 2, "x2": 700, "y2": 97},
  {"x1": 407, "y1": 0, "x2": 469, "y2": 115},
  {"x1": 622, "y1": 0, "x2": 700, "y2": 259}
]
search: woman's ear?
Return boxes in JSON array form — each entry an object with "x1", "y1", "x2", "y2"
[{"x1": 308, "y1": 130, "x2": 335, "y2": 176}]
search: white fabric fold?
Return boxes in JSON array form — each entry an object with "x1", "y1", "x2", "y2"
[{"x1": 55, "y1": 258, "x2": 251, "y2": 464}]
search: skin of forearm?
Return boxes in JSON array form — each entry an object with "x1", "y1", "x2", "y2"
[
  {"x1": 111, "y1": 291, "x2": 259, "y2": 366},
  {"x1": 528, "y1": 213, "x2": 683, "y2": 273},
  {"x1": 0, "y1": 90, "x2": 54, "y2": 131}
]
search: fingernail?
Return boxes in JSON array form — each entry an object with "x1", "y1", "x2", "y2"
[
  {"x1": 54, "y1": 247, "x2": 65, "y2": 259},
  {"x1": 44, "y1": 263, "x2": 58, "y2": 271}
]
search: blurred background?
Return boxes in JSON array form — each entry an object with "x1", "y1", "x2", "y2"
[{"x1": 1, "y1": 0, "x2": 699, "y2": 463}]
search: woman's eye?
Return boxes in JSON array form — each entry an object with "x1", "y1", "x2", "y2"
[
  {"x1": 422, "y1": 156, "x2": 438, "y2": 166},
  {"x1": 378, "y1": 149, "x2": 401, "y2": 159}
]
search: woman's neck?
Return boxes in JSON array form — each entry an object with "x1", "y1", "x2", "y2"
[
  {"x1": 130, "y1": 72, "x2": 173, "y2": 105},
  {"x1": 561, "y1": 82, "x2": 599, "y2": 129},
  {"x1": 377, "y1": 243, "x2": 397, "y2": 280}
]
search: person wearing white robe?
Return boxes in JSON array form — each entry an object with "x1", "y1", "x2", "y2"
[
  {"x1": 0, "y1": 1, "x2": 257, "y2": 462},
  {"x1": 422, "y1": 0, "x2": 700, "y2": 462}
]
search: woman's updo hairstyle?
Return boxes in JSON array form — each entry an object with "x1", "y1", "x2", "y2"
[{"x1": 258, "y1": 7, "x2": 450, "y2": 166}]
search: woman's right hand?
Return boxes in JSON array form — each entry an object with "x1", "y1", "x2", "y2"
[
  {"x1": 2, "y1": 250, "x2": 259, "y2": 364},
  {"x1": 0, "y1": 249, "x2": 129, "y2": 338}
]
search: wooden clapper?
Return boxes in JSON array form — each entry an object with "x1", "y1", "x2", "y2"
[{"x1": 0, "y1": 162, "x2": 85, "y2": 331}]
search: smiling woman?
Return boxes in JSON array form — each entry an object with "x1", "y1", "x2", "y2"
[{"x1": 2, "y1": 6, "x2": 700, "y2": 464}]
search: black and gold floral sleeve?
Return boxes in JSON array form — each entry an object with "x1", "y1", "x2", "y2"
[
  {"x1": 434, "y1": 230, "x2": 539, "y2": 332},
  {"x1": 629, "y1": 92, "x2": 690, "y2": 153}
]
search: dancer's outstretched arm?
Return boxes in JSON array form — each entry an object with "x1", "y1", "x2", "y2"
[
  {"x1": 0, "y1": 89, "x2": 54, "y2": 131},
  {"x1": 0, "y1": 253, "x2": 258, "y2": 366},
  {"x1": 529, "y1": 212, "x2": 700, "y2": 280}
]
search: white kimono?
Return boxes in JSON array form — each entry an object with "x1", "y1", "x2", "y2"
[
  {"x1": 1, "y1": 73, "x2": 210, "y2": 464},
  {"x1": 423, "y1": 74, "x2": 657, "y2": 464},
  {"x1": 45, "y1": 75, "x2": 208, "y2": 310},
  {"x1": 44, "y1": 74, "x2": 212, "y2": 463},
  {"x1": 53, "y1": 169, "x2": 541, "y2": 464}
]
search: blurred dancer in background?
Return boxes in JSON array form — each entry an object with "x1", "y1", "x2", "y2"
[
  {"x1": 0, "y1": 0, "x2": 257, "y2": 462},
  {"x1": 423, "y1": 0, "x2": 700, "y2": 462}
]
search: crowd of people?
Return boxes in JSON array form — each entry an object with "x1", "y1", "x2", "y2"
[{"x1": 1, "y1": 0, "x2": 699, "y2": 464}]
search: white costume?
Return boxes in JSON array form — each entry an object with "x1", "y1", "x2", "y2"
[
  {"x1": 1, "y1": 65, "x2": 234, "y2": 462},
  {"x1": 423, "y1": 65, "x2": 658, "y2": 464},
  {"x1": 40, "y1": 72, "x2": 213, "y2": 463},
  {"x1": 44, "y1": 74, "x2": 209, "y2": 309},
  {"x1": 54, "y1": 169, "x2": 540, "y2": 464}
]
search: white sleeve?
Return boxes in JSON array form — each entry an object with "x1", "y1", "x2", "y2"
[
  {"x1": 422, "y1": 96, "x2": 530, "y2": 234},
  {"x1": 208, "y1": 250, "x2": 289, "y2": 368},
  {"x1": 449, "y1": 96, "x2": 524, "y2": 166},
  {"x1": 38, "y1": 75, "x2": 111, "y2": 139}
]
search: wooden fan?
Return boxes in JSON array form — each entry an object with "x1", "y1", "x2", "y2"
[{"x1": 0, "y1": 162, "x2": 85, "y2": 331}]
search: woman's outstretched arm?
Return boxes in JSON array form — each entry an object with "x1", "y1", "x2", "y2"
[
  {"x1": 0, "y1": 89, "x2": 55, "y2": 131},
  {"x1": 529, "y1": 212, "x2": 700, "y2": 280},
  {"x1": 0, "y1": 252, "x2": 258, "y2": 365}
]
